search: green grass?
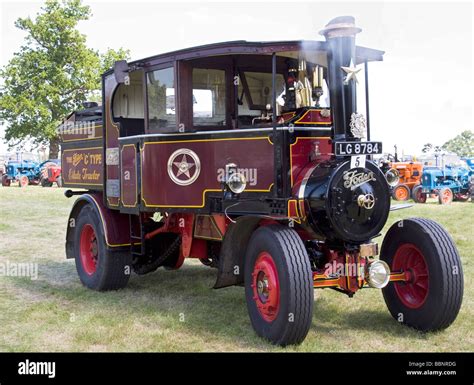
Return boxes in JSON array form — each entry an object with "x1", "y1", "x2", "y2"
[{"x1": 0, "y1": 185, "x2": 472, "y2": 352}]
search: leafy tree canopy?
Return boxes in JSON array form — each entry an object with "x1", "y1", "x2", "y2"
[
  {"x1": 442, "y1": 130, "x2": 474, "y2": 158},
  {"x1": 0, "y1": 0, "x2": 130, "y2": 157}
]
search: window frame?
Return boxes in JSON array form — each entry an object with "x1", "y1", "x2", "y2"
[
  {"x1": 144, "y1": 61, "x2": 177, "y2": 134},
  {"x1": 191, "y1": 67, "x2": 228, "y2": 128},
  {"x1": 179, "y1": 56, "x2": 233, "y2": 132},
  {"x1": 237, "y1": 68, "x2": 287, "y2": 112}
]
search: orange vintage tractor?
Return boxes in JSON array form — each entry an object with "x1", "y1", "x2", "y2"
[{"x1": 391, "y1": 162, "x2": 423, "y2": 201}]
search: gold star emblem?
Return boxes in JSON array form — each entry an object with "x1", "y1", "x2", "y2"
[
  {"x1": 173, "y1": 154, "x2": 195, "y2": 179},
  {"x1": 341, "y1": 60, "x2": 361, "y2": 85}
]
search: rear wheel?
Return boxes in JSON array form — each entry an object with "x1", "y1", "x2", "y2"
[
  {"x1": 74, "y1": 204, "x2": 131, "y2": 290},
  {"x1": 454, "y1": 192, "x2": 469, "y2": 202},
  {"x1": 438, "y1": 187, "x2": 453, "y2": 205},
  {"x1": 412, "y1": 185, "x2": 427, "y2": 203},
  {"x1": 244, "y1": 225, "x2": 313, "y2": 346},
  {"x1": 40, "y1": 177, "x2": 53, "y2": 187},
  {"x1": 1, "y1": 175, "x2": 10, "y2": 187},
  {"x1": 392, "y1": 184, "x2": 410, "y2": 201},
  {"x1": 381, "y1": 218, "x2": 463, "y2": 331}
]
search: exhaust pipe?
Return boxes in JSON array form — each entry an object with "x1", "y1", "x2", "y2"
[{"x1": 320, "y1": 16, "x2": 362, "y2": 141}]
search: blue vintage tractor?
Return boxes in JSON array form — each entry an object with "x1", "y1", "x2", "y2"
[
  {"x1": 1, "y1": 159, "x2": 59, "y2": 187},
  {"x1": 462, "y1": 157, "x2": 474, "y2": 172},
  {"x1": 412, "y1": 161, "x2": 473, "y2": 204},
  {"x1": 463, "y1": 158, "x2": 474, "y2": 202}
]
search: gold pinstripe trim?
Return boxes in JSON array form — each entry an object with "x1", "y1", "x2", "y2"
[
  {"x1": 289, "y1": 136, "x2": 331, "y2": 186},
  {"x1": 140, "y1": 137, "x2": 274, "y2": 208},
  {"x1": 120, "y1": 144, "x2": 138, "y2": 208},
  {"x1": 294, "y1": 109, "x2": 332, "y2": 125},
  {"x1": 62, "y1": 147, "x2": 103, "y2": 186}
]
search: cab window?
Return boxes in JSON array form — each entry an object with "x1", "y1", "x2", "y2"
[
  {"x1": 147, "y1": 67, "x2": 176, "y2": 132},
  {"x1": 192, "y1": 68, "x2": 226, "y2": 127},
  {"x1": 112, "y1": 70, "x2": 145, "y2": 136}
]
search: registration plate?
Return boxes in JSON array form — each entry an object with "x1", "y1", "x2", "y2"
[{"x1": 335, "y1": 141, "x2": 382, "y2": 156}]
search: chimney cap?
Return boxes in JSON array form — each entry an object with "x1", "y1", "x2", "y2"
[{"x1": 320, "y1": 16, "x2": 362, "y2": 39}]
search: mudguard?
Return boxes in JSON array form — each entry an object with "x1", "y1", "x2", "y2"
[
  {"x1": 65, "y1": 193, "x2": 132, "y2": 259},
  {"x1": 213, "y1": 216, "x2": 260, "y2": 289}
]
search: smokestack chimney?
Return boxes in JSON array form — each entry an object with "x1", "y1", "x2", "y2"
[{"x1": 320, "y1": 16, "x2": 361, "y2": 141}]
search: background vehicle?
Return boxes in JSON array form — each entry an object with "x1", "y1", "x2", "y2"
[
  {"x1": 2, "y1": 159, "x2": 40, "y2": 187},
  {"x1": 59, "y1": 16, "x2": 464, "y2": 346},
  {"x1": 1, "y1": 158, "x2": 60, "y2": 187},
  {"x1": 39, "y1": 161, "x2": 62, "y2": 187},
  {"x1": 413, "y1": 162, "x2": 473, "y2": 204},
  {"x1": 391, "y1": 162, "x2": 423, "y2": 201}
]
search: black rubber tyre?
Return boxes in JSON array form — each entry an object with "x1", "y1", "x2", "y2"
[
  {"x1": 392, "y1": 184, "x2": 410, "y2": 201},
  {"x1": 381, "y1": 218, "x2": 463, "y2": 332},
  {"x1": 411, "y1": 185, "x2": 427, "y2": 203},
  {"x1": 453, "y1": 192, "x2": 469, "y2": 202},
  {"x1": 1, "y1": 175, "x2": 10, "y2": 187},
  {"x1": 74, "y1": 204, "x2": 131, "y2": 291},
  {"x1": 244, "y1": 225, "x2": 313, "y2": 346},
  {"x1": 199, "y1": 258, "x2": 213, "y2": 266},
  {"x1": 40, "y1": 177, "x2": 53, "y2": 187}
]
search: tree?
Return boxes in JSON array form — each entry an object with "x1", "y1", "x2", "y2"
[
  {"x1": 422, "y1": 143, "x2": 433, "y2": 153},
  {"x1": 422, "y1": 143, "x2": 443, "y2": 154},
  {"x1": 442, "y1": 130, "x2": 474, "y2": 157},
  {"x1": 0, "y1": 0, "x2": 130, "y2": 158}
]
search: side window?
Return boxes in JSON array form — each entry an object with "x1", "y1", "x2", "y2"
[
  {"x1": 192, "y1": 68, "x2": 226, "y2": 127},
  {"x1": 147, "y1": 67, "x2": 176, "y2": 132},
  {"x1": 112, "y1": 70, "x2": 145, "y2": 137},
  {"x1": 237, "y1": 71, "x2": 285, "y2": 120}
]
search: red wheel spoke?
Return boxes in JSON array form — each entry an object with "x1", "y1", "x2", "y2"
[
  {"x1": 393, "y1": 243, "x2": 429, "y2": 309},
  {"x1": 415, "y1": 280, "x2": 428, "y2": 290},
  {"x1": 80, "y1": 224, "x2": 98, "y2": 275}
]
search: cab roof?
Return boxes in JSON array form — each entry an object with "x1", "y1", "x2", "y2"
[{"x1": 106, "y1": 40, "x2": 384, "y2": 75}]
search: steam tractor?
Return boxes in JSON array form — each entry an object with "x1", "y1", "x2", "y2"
[{"x1": 60, "y1": 17, "x2": 464, "y2": 346}]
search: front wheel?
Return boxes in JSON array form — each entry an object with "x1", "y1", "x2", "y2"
[
  {"x1": 438, "y1": 187, "x2": 453, "y2": 204},
  {"x1": 244, "y1": 225, "x2": 314, "y2": 346},
  {"x1": 19, "y1": 175, "x2": 29, "y2": 187},
  {"x1": 381, "y1": 218, "x2": 463, "y2": 331},
  {"x1": 392, "y1": 184, "x2": 410, "y2": 201},
  {"x1": 74, "y1": 204, "x2": 131, "y2": 290}
]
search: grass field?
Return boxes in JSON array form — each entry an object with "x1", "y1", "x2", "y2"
[{"x1": 0, "y1": 185, "x2": 472, "y2": 352}]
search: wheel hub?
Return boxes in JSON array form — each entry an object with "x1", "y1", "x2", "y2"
[
  {"x1": 252, "y1": 252, "x2": 280, "y2": 322},
  {"x1": 80, "y1": 224, "x2": 98, "y2": 275},
  {"x1": 257, "y1": 273, "x2": 270, "y2": 301},
  {"x1": 392, "y1": 243, "x2": 429, "y2": 309}
]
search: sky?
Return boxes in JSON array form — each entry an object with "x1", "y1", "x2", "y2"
[{"x1": 0, "y1": 0, "x2": 473, "y2": 156}]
